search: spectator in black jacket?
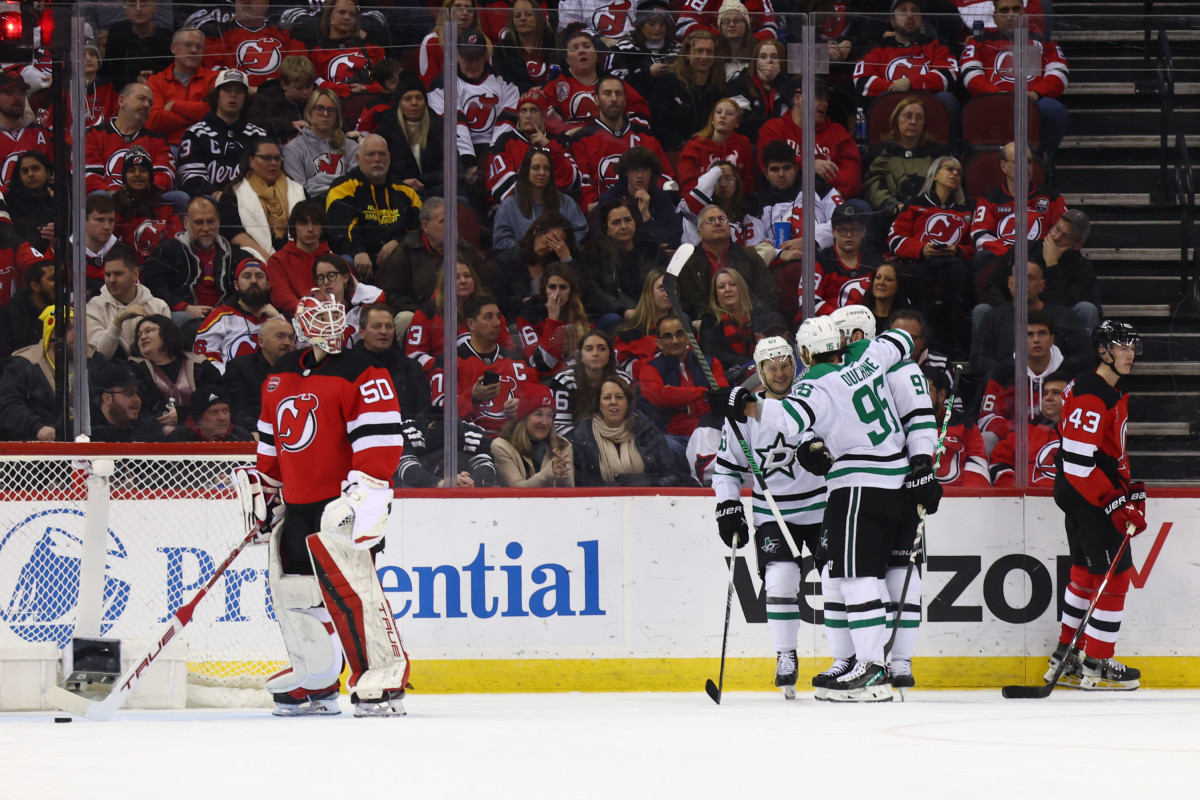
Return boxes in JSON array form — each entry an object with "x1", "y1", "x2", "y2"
[
  {"x1": 224, "y1": 316, "x2": 295, "y2": 431},
  {"x1": 373, "y1": 75, "x2": 451, "y2": 198},
  {"x1": 166, "y1": 385, "x2": 254, "y2": 442},
  {"x1": 595, "y1": 146, "x2": 683, "y2": 250},
  {"x1": 579, "y1": 198, "x2": 667, "y2": 327},
  {"x1": 0, "y1": 306, "x2": 79, "y2": 441},
  {"x1": 177, "y1": 69, "x2": 269, "y2": 198},
  {"x1": 6, "y1": 151, "x2": 55, "y2": 252},
  {"x1": 99, "y1": 0, "x2": 173, "y2": 89},
  {"x1": 90, "y1": 361, "x2": 166, "y2": 444},
  {"x1": 648, "y1": 30, "x2": 725, "y2": 151},
  {"x1": 355, "y1": 303, "x2": 432, "y2": 420},
  {"x1": 0, "y1": 261, "x2": 55, "y2": 363},
  {"x1": 245, "y1": 56, "x2": 316, "y2": 144},
  {"x1": 489, "y1": 210, "x2": 580, "y2": 320}
]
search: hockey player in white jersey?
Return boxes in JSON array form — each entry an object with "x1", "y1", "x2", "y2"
[
  {"x1": 711, "y1": 336, "x2": 831, "y2": 699},
  {"x1": 830, "y1": 305, "x2": 939, "y2": 692},
  {"x1": 711, "y1": 317, "x2": 936, "y2": 701}
]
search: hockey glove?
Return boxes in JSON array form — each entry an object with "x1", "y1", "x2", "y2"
[
  {"x1": 796, "y1": 438, "x2": 834, "y2": 476},
  {"x1": 1101, "y1": 488, "x2": 1147, "y2": 536},
  {"x1": 706, "y1": 386, "x2": 753, "y2": 424},
  {"x1": 320, "y1": 470, "x2": 394, "y2": 550},
  {"x1": 1129, "y1": 481, "x2": 1147, "y2": 517},
  {"x1": 233, "y1": 466, "x2": 285, "y2": 545},
  {"x1": 904, "y1": 455, "x2": 942, "y2": 515},
  {"x1": 715, "y1": 500, "x2": 749, "y2": 548}
]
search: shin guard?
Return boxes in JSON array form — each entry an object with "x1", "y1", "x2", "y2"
[
  {"x1": 266, "y1": 531, "x2": 343, "y2": 695},
  {"x1": 764, "y1": 561, "x2": 802, "y2": 654},
  {"x1": 885, "y1": 567, "x2": 922, "y2": 663}
]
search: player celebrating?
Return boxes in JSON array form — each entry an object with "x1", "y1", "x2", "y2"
[
  {"x1": 1049, "y1": 320, "x2": 1147, "y2": 690},
  {"x1": 828, "y1": 304, "x2": 939, "y2": 693},
  {"x1": 236, "y1": 293, "x2": 409, "y2": 717},
  {"x1": 711, "y1": 336, "x2": 829, "y2": 699}
]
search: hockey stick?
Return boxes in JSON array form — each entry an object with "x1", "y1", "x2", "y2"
[
  {"x1": 884, "y1": 373, "x2": 957, "y2": 658},
  {"x1": 705, "y1": 539, "x2": 740, "y2": 704},
  {"x1": 662, "y1": 244, "x2": 798, "y2": 705},
  {"x1": 46, "y1": 525, "x2": 261, "y2": 720},
  {"x1": 1002, "y1": 528, "x2": 1133, "y2": 699}
]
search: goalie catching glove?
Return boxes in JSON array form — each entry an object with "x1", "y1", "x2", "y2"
[
  {"x1": 1102, "y1": 487, "x2": 1147, "y2": 536},
  {"x1": 320, "y1": 470, "x2": 394, "y2": 550},
  {"x1": 233, "y1": 466, "x2": 285, "y2": 544},
  {"x1": 796, "y1": 437, "x2": 833, "y2": 476},
  {"x1": 715, "y1": 500, "x2": 749, "y2": 548},
  {"x1": 904, "y1": 455, "x2": 942, "y2": 515}
]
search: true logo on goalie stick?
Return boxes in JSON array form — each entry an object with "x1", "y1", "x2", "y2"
[{"x1": 0, "y1": 509, "x2": 130, "y2": 646}]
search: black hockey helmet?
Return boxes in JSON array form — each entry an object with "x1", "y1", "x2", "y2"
[{"x1": 1091, "y1": 320, "x2": 1142, "y2": 355}]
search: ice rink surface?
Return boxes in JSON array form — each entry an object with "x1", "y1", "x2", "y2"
[{"x1": 5, "y1": 690, "x2": 1199, "y2": 799}]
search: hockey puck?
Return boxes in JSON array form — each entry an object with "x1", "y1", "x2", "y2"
[{"x1": 54, "y1": 717, "x2": 72, "y2": 723}]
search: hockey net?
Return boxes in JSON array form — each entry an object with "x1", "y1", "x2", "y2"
[{"x1": 0, "y1": 444, "x2": 286, "y2": 706}]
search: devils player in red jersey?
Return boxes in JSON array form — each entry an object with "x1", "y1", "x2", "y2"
[
  {"x1": 236, "y1": 293, "x2": 408, "y2": 717},
  {"x1": 1048, "y1": 320, "x2": 1148, "y2": 691}
]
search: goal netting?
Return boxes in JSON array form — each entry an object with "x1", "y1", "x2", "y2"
[{"x1": 0, "y1": 444, "x2": 286, "y2": 707}]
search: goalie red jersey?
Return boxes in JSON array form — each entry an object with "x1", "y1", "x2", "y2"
[
  {"x1": 256, "y1": 346, "x2": 403, "y2": 504},
  {"x1": 1056, "y1": 370, "x2": 1130, "y2": 506}
]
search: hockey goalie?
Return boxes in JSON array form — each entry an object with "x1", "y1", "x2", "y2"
[{"x1": 235, "y1": 293, "x2": 409, "y2": 717}]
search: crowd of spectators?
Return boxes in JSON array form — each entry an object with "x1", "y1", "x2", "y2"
[{"x1": 0, "y1": 0, "x2": 1096, "y2": 491}]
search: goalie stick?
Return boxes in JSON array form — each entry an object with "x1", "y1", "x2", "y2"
[
  {"x1": 46, "y1": 524, "x2": 261, "y2": 721},
  {"x1": 1001, "y1": 528, "x2": 1133, "y2": 699},
  {"x1": 662, "y1": 244, "x2": 799, "y2": 704},
  {"x1": 884, "y1": 368, "x2": 957, "y2": 659}
]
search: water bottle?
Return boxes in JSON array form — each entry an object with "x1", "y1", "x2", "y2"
[{"x1": 854, "y1": 106, "x2": 867, "y2": 144}]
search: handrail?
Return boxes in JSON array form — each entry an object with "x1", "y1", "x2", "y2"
[
  {"x1": 1176, "y1": 132, "x2": 1196, "y2": 304},
  {"x1": 1157, "y1": 28, "x2": 1175, "y2": 205}
]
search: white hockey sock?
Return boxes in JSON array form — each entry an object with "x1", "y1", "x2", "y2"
[
  {"x1": 885, "y1": 567, "x2": 922, "y2": 663},
  {"x1": 764, "y1": 561, "x2": 802, "y2": 653},
  {"x1": 841, "y1": 576, "x2": 887, "y2": 664},
  {"x1": 820, "y1": 564, "x2": 854, "y2": 660}
]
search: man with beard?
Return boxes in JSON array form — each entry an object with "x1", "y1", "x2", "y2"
[
  {"x1": 192, "y1": 256, "x2": 284, "y2": 373},
  {"x1": 0, "y1": 72, "x2": 52, "y2": 185}
]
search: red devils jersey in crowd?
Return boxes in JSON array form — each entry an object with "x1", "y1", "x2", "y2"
[
  {"x1": 758, "y1": 114, "x2": 862, "y2": 199},
  {"x1": 115, "y1": 204, "x2": 185, "y2": 263},
  {"x1": 309, "y1": 41, "x2": 386, "y2": 98},
  {"x1": 990, "y1": 416, "x2": 1060, "y2": 487},
  {"x1": 204, "y1": 23, "x2": 308, "y2": 88},
  {"x1": 485, "y1": 127, "x2": 581, "y2": 202},
  {"x1": 803, "y1": 250, "x2": 875, "y2": 316},
  {"x1": 676, "y1": 133, "x2": 757, "y2": 197},
  {"x1": 0, "y1": 125, "x2": 52, "y2": 186},
  {"x1": 977, "y1": 351, "x2": 1064, "y2": 441},
  {"x1": 428, "y1": 69, "x2": 521, "y2": 149},
  {"x1": 960, "y1": 32, "x2": 1068, "y2": 99},
  {"x1": 677, "y1": 0, "x2": 778, "y2": 39},
  {"x1": 557, "y1": 0, "x2": 638, "y2": 39},
  {"x1": 853, "y1": 36, "x2": 959, "y2": 96},
  {"x1": 970, "y1": 181, "x2": 1066, "y2": 258},
  {"x1": 257, "y1": 347, "x2": 403, "y2": 504},
  {"x1": 541, "y1": 74, "x2": 651, "y2": 133},
  {"x1": 573, "y1": 117, "x2": 673, "y2": 210},
  {"x1": 888, "y1": 192, "x2": 975, "y2": 260},
  {"x1": 514, "y1": 315, "x2": 576, "y2": 377},
  {"x1": 85, "y1": 123, "x2": 176, "y2": 194},
  {"x1": 404, "y1": 310, "x2": 516, "y2": 375},
  {"x1": 932, "y1": 411, "x2": 991, "y2": 487},
  {"x1": 1055, "y1": 370, "x2": 1131, "y2": 506},
  {"x1": 193, "y1": 305, "x2": 282, "y2": 372},
  {"x1": 456, "y1": 340, "x2": 535, "y2": 436}
]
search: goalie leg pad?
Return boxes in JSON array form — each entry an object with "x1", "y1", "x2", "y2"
[
  {"x1": 266, "y1": 531, "x2": 343, "y2": 694},
  {"x1": 307, "y1": 530, "x2": 410, "y2": 701}
]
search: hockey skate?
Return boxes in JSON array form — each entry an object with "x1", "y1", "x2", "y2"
[
  {"x1": 890, "y1": 659, "x2": 915, "y2": 693},
  {"x1": 1044, "y1": 642, "x2": 1083, "y2": 688},
  {"x1": 775, "y1": 650, "x2": 798, "y2": 700},
  {"x1": 811, "y1": 657, "x2": 856, "y2": 701},
  {"x1": 825, "y1": 660, "x2": 893, "y2": 703},
  {"x1": 353, "y1": 689, "x2": 408, "y2": 717},
  {"x1": 1079, "y1": 657, "x2": 1140, "y2": 691},
  {"x1": 271, "y1": 686, "x2": 342, "y2": 717}
]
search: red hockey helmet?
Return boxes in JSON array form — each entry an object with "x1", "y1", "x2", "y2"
[{"x1": 293, "y1": 293, "x2": 347, "y2": 354}]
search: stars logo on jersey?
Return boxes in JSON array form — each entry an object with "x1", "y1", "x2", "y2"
[
  {"x1": 276, "y1": 393, "x2": 320, "y2": 452},
  {"x1": 760, "y1": 535, "x2": 781, "y2": 555},
  {"x1": 754, "y1": 432, "x2": 798, "y2": 479}
]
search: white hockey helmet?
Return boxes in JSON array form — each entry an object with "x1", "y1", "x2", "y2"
[
  {"x1": 294, "y1": 293, "x2": 347, "y2": 354},
  {"x1": 795, "y1": 316, "x2": 842, "y2": 366},
  {"x1": 830, "y1": 304, "x2": 876, "y2": 343},
  {"x1": 753, "y1": 335, "x2": 795, "y2": 372}
]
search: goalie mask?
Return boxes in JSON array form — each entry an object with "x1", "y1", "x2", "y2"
[
  {"x1": 829, "y1": 304, "x2": 876, "y2": 344},
  {"x1": 294, "y1": 293, "x2": 347, "y2": 354},
  {"x1": 795, "y1": 317, "x2": 842, "y2": 367}
]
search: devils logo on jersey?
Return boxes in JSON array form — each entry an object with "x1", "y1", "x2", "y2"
[
  {"x1": 327, "y1": 53, "x2": 368, "y2": 83},
  {"x1": 924, "y1": 212, "x2": 964, "y2": 246},
  {"x1": 276, "y1": 393, "x2": 320, "y2": 452},
  {"x1": 463, "y1": 92, "x2": 501, "y2": 133},
  {"x1": 838, "y1": 277, "x2": 871, "y2": 307},
  {"x1": 990, "y1": 44, "x2": 1044, "y2": 84},
  {"x1": 1033, "y1": 437, "x2": 1059, "y2": 483},
  {"x1": 996, "y1": 214, "x2": 1043, "y2": 245},
  {"x1": 597, "y1": 153, "x2": 622, "y2": 189},
  {"x1": 884, "y1": 55, "x2": 932, "y2": 83},
  {"x1": 478, "y1": 375, "x2": 518, "y2": 421},
  {"x1": 314, "y1": 152, "x2": 343, "y2": 175},
  {"x1": 592, "y1": 0, "x2": 633, "y2": 37},
  {"x1": 237, "y1": 39, "x2": 284, "y2": 76},
  {"x1": 524, "y1": 58, "x2": 550, "y2": 83},
  {"x1": 568, "y1": 91, "x2": 600, "y2": 123},
  {"x1": 133, "y1": 219, "x2": 169, "y2": 259}
]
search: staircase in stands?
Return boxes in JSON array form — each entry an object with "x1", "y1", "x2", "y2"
[{"x1": 1052, "y1": 0, "x2": 1199, "y2": 482}]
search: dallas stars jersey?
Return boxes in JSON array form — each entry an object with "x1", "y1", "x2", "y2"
[
  {"x1": 256, "y1": 347, "x2": 403, "y2": 504},
  {"x1": 758, "y1": 330, "x2": 916, "y2": 491},
  {"x1": 712, "y1": 392, "x2": 826, "y2": 527}
]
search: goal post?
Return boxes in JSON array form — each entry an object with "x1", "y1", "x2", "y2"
[{"x1": 0, "y1": 443, "x2": 287, "y2": 707}]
